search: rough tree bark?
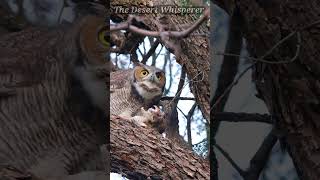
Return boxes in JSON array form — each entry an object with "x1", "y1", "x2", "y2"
[
  {"x1": 214, "y1": 0, "x2": 320, "y2": 179},
  {"x1": 110, "y1": 116, "x2": 209, "y2": 179}
]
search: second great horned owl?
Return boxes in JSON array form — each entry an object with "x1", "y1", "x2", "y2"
[
  {"x1": 0, "y1": 6, "x2": 108, "y2": 179},
  {"x1": 110, "y1": 63, "x2": 166, "y2": 132}
]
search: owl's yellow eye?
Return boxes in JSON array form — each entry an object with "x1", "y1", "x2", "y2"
[
  {"x1": 98, "y1": 29, "x2": 109, "y2": 47},
  {"x1": 140, "y1": 70, "x2": 149, "y2": 77},
  {"x1": 156, "y1": 73, "x2": 162, "y2": 80}
]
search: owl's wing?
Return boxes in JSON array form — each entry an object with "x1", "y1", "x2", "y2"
[
  {"x1": 110, "y1": 68, "x2": 132, "y2": 92},
  {"x1": 0, "y1": 27, "x2": 64, "y2": 98}
]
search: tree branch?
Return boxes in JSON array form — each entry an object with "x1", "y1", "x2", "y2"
[
  {"x1": 214, "y1": 112, "x2": 273, "y2": 124},
  {"x1": 110, "y1": 8, "x2": 209, "y2": 38},
  {"x1": 141, "y1": 38, "x2": 160, "y2": 64},
  {"x1": 244, "y1": 128, "x2": 278, "y2": 180},
  {"x1": 214, "y1": 143, "x2": 246, "y2": 177},
  {"x1": 110, "y1": 116, "x2": 210, "y2": 179},
  {"x1": 161, "y1": 96, "x2": 195, "y2": 101},
  {"x1": 186, "y1": 102, "x2": 197, "y2": 146}
]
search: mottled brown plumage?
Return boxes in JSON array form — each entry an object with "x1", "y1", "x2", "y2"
[
  {"x1": 0, "y1": 11, "x2": 107, "y2": 180},
  {"x1": 110, "y1": 63, "x2": 166, "y2": 132}
]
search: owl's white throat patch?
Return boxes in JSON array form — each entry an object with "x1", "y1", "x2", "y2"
[{"x1": 134, "y1": 81, "x2": 162, "y2": 100}]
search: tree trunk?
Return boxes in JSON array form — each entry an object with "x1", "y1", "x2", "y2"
[
  {"x1": 110, "y1": 116, "x2": 209, "y2": 179},
  {"x1": 214, "y1": 0, "x2": 320, "y2": 179}
]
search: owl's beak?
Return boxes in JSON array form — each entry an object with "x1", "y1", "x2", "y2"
[{"x1": 149, "y1": 74, "x2": 156, "y2": 82}]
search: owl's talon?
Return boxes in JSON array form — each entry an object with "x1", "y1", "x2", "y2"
[
  {"x1": 147, "y1": 105, "x2": 164, "y2": 118},
  {"x1": 141, "y1": 107, "x2": 147, "y2": 112},
  {"x1": 131, "y1": 118, "x2": 147, "y2": 127}
]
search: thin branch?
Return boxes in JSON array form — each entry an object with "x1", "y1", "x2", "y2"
[
  {"x1": 300, "y1": 19, "x2": 320, "y2": 30},
  {"x1": 192, "y1": 138, "x2": 207, "y2": 147},
  {"x1": 214, "y1": 112, "x2": 273, "y2": 124},
  {"x1": 155, "y1": 44, "x2": 164, "y2": 60},
  {"x1": 211, "y1": 30, "x2": 303, "y2": 111},
  {"x1": 141, "y1": 38, "x2": 160, "y2": 64},
  {"x1": 163, "y1": 51, "x2": 172, "y2": 95},
  {"x1": 167, "y1": 70, "x2": 203, "y2": 107},
  {"x1": 110, "y1": 8, "x2": 209, "y2": 38},
  {"x1": 214, "y1": 128, "x2": 278, "y2": 180},
  {"x1": 164, "y1": 68, "x2": 186, "y2": 138},
  {"x1": 186, "y1": 103, "x2": 197, "y2": 146},
  {"x1": 177, "y1": 106, "x2": 188, "y2": 119},
  {"x1": 244, "y1": 128, "x2": 278, "y2": 180},
  {"x1": 215, "y1": 32, "x2": 301, "y2": 64},
  {"x1": 137, "y1": 47, "x2": 144, "y2": 57},
  {"x1": 211, "y1": 63, "x2": 255, "y2": 111},
  {"x1": 214, "y1": 143, "x2": 246, "y2": 177},
  {"x1": 161, "y1": 96, "x2": 195, "y2": 101}
]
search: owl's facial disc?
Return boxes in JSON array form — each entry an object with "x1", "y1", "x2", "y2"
[
  {"x1": 134, "y1": 80, "x2": 162, "y2": 100},
  {"x1": 133, "y1": 66, "x2": 165, "y2": 100}
]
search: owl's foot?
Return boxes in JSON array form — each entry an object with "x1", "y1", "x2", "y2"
[
  {"x1": 140, "y1": 106, "x2": 164, "y2": 122},
  {"x1": 130, "y1": 118, "x2": 149, "y2": 128},
  {"x1": 140, "y1": 106, "x2": 166, "y2": 133},
  {"x1": 147, "y1": 105, "x2": 165, "y2": 118}
]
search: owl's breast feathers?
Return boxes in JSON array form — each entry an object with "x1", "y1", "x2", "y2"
[{"x1": 110, "y1": 69, "x2": 162, "y2": 117}]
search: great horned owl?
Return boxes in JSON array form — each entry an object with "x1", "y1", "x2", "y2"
[
  {"x1": 0, "y1": 6, "x2": 108, "y2": 180},
  {"x1": 110, "y1": 63, "x2": 166, "y2": 132}
]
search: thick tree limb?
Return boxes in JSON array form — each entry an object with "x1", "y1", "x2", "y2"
[{"x1": 110, "y1": 116, "x2": 209, "y2": 179}]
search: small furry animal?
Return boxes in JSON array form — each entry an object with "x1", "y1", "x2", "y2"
[{"x1": 110, "y1": 63, "x2": 166, "y2": 132}]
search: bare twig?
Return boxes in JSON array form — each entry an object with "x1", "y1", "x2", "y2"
[
  {"x1": 176, "y1": 106, "x2": 188, "y2": 119},
  {"x1": 211, "y1": 29, "x2": 303, "y2": 112},
  {"x1": 244, "y1": 128, "x2": 278, "y2": 180},
  {"x1": 110, "y1": 8, "x2": 209, "y2": 38},
  {"x1": 215, "y1": 32, "x2": 301, "y2": 64},
  {"x1": 214, "y1": 128, "x2": 278, "y2": 180},
  {"x1": 211, "y1": 63, "x2": 255, "y2": 111},
  {"x1": 161, "y1": 96, "x2": 195, "y2": 101},
  {"x1": 192, "y1": 138, "x2": 207, "y2": 147},
  {"x1": 214, "y1": 143, "x2": 246, "y2": 177},
  {"x1": 167, "y1": 70, "x2": 203, "y2": 107},
  {"x1": 214, "y1": 112, "x2": 272, "y2": 124},
  {"x1": 186, "y1": 102, "x2": 197, "y2": 146},
  {"x1": 141, "y1": 38, "x2": 160, "y2": 64}
]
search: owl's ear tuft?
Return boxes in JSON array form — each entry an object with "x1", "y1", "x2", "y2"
[
  {"x1": 75, "y1": 2, "x2": 107, "y2": 18},
  {"x1": 133, "y1": 62, "x2": 145, "y2": 68}
]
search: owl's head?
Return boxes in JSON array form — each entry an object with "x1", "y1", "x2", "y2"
[
  {"x1": 65, "y1": 12, "x2": 108, "y2": 114},
  {"x1": 132, "y1": 63, "x2": 166, "y2": 100}
]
